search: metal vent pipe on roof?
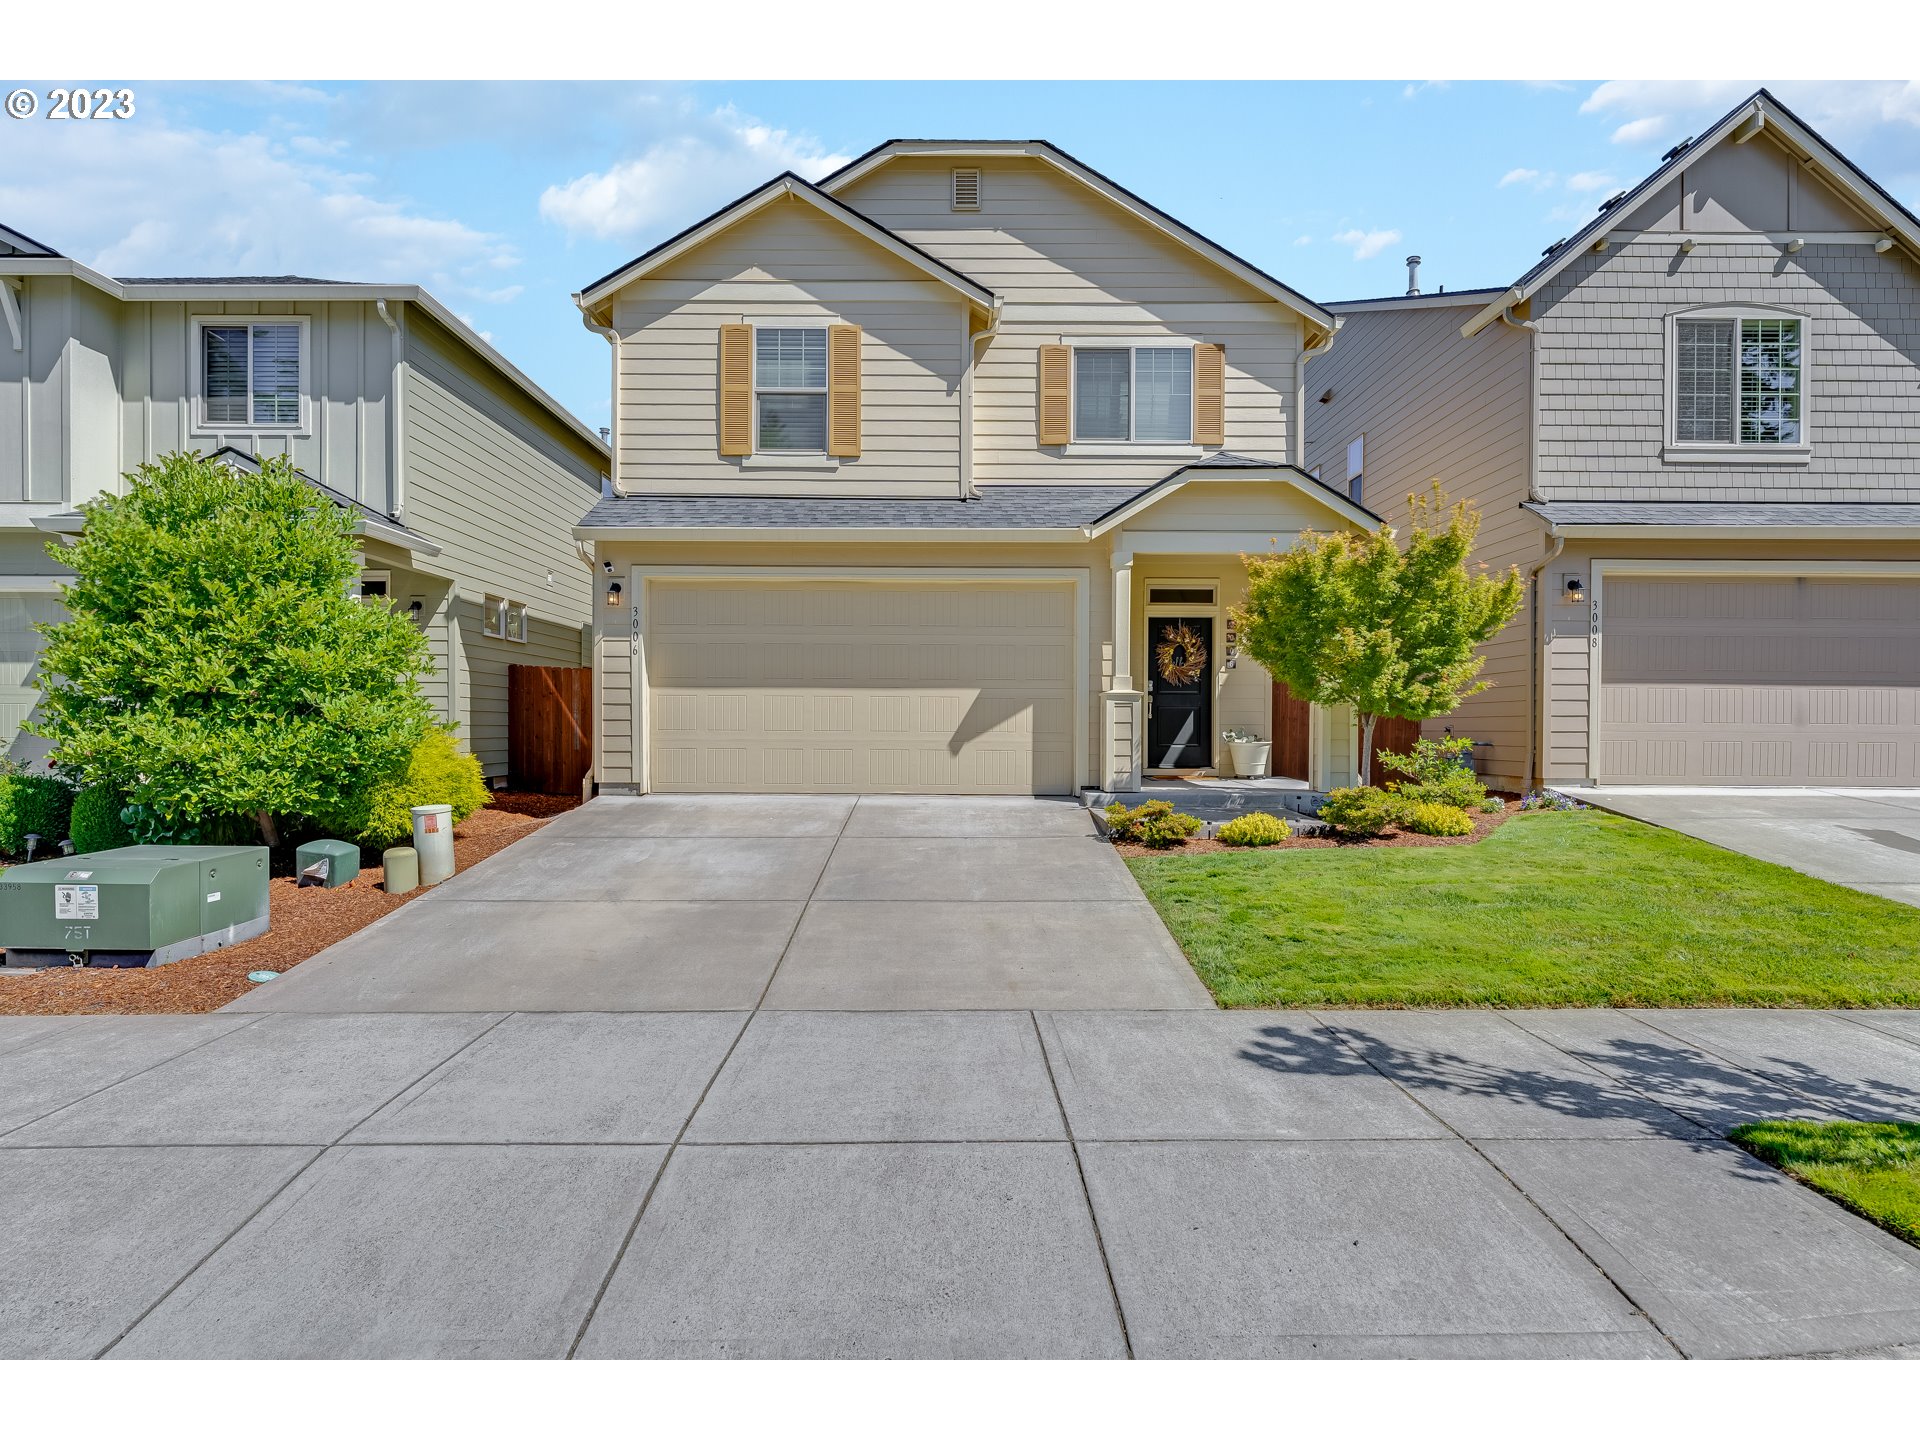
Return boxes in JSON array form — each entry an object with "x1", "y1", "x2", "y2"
[{"x1": 1405, "y1": 255, "x2": 1422, "y2": 296}]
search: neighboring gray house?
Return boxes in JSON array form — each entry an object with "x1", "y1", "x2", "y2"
[
  {"x1": 1306, "y1": 89, "x2": 1920, "y2": 790},
  {"x1": 0, "y1": 225, "x2": 610, "y2": 778}
]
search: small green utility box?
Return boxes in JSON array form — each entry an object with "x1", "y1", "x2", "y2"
[
  {"x1": 295, "y1": 838, "x2": 360, "y2": 889},
  {"x1": 0, "y1": 844, "x2": 269, "y2": 969}
]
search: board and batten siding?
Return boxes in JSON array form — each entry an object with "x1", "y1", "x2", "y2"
[
  {"x1": 1303, "y1": 300, "x2": 1537, "y2": 787},
  {"x1": 0, "y1": 275, "x2": 121, "y2": 507},
  {"x1": 400, "y1": 310, "x2": 603, "y2": 777},
  {"x1": 611, "y1": 196, "x2": 969, "y2": 498},
  {"x1": 1532, "y1": 135, "x2": 1920, "y2": 503},
  {"x1": 836, "y1": 156, "x2": 1302, "y2": 484}
]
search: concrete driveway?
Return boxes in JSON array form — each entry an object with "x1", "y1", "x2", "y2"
[
  {"x1": 223, "y1": 795, "x2": 1214, "y2": 1012},
  {"x1": 6, "y1": 1005, "x2": 1920, "y2": 1358},
  {"x1": 1571, "y1": 787, "x2": 1920, "y2": 907}
]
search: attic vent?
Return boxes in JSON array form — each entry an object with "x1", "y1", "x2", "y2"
[
  {"x1": 1597, "y1": 190, "x2": 1629, "y2": 213},
  {"x1": 1541, "y1": 237, "x2": 1567, "y2": 257},
  {"x1": 1661, "y1": 137, "x2": 1694, "y2": 162},
  {"x1": 951, "y1": 168, "x2": 982, "y2": 211}
]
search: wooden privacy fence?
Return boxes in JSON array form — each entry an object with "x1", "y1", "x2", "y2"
[
  {"x1": 1270, "y1": 680, "x2": 1423, "y2": 783},
  {"x1": 509, "y1": 664, "x2": 593, "y2": 795}
]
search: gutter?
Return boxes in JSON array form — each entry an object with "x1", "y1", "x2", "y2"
[
  {"x1": 1461, "y1": 287, "x2": 1523, "y2": 339},
  {"x1": 1294, "y1": 317, "x2": 1341, "y2": 468}
]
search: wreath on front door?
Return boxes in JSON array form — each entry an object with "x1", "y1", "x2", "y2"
[{"x1": 1154, "y1": 622, "x2": 1208, "y2": 687}]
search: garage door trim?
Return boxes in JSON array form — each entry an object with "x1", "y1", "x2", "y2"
[
  {"x1": 630, "y1": 565, "x2": 1091, "y2": 795},
  {"x1": 1589, "y1": 557, "x2": 1920, "y2": 784}
]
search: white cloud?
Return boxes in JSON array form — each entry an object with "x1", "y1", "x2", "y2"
[
  {"x1": 0, "y1": 114, "x2": 515, "y2": 301},
  {"x1": 1499, "y1": 167, "x2": 1545, "y2": 188},
  {"x1": 1402, "y1": 81, "x2": 1448, "y2": 101},
  {"x1": 1565, "y1": 170, "x2": 1617, "y2": 193},
  {"x1": 1581, "y1": 80, "x2": 1920, "y2": 136},
  {"x1": 1331, "y1": 227, "x2": 1403, "y2": 262},
  {"x1": 1609, "y1": 116, "x2": 1669, "y2": 146},
  {"x1": 1293, "y1": 234, "x2": 1313, "y2": 246},
  {"x1": 539, "y1": 106, "x2": 852, "y2": 241}
]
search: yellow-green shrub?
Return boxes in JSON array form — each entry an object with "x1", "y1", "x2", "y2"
[
  {"x1": 319, "y1": 728, "x2": 489, "y2": 849},
  {"x1": 1316, "y1": 786, "x2": 1399, "y2": 837},
  {"x1": 1402, "y1": 801, "x2": 1474, "y2": 836},
  {"x1": 1104, "y1": 799, "x2": 1203, "y2": 848},
  {"x1": 1216, "y1": 812, "x2": 1291, "y2": 847}
]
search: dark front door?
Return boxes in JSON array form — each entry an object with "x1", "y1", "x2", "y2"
[{"x1": 1147, "y1": 616, "x2": 1213, "y2": 770}]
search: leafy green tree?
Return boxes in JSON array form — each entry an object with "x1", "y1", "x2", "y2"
[
  {"x1": 32, "y1": 451, "x2": 435, "y2": 846},
  {"x1": 1238, "y1": 487, "x2": 1524, "y2": 785}
]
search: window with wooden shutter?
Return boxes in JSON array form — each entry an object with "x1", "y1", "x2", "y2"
[
  {"x1": 827, "y1": 323, "x2": 861, "y2": 457},
  {"x1": 1036, "y1": 344, "x2": 1071, "y2": 446},
  {"x1": 1192, "y1": 343, "x2": 1225, "y2": 447},
  {"x1": 718, "y1": 323, "x2": 753, "y2": 456}
]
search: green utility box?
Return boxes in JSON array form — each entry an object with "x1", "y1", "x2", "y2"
[
  {"x1": 0, "y1": 844, "x2": 269, "y2": 969},
  {"x1": 295, "y1": 838, "x2": 360, "y2": 889}
]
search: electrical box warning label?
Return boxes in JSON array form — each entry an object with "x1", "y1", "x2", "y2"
[{"x1": 55, "y1": 884, "x2": 99, "y2": 920}]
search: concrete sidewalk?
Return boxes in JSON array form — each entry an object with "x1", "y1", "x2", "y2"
[
  {"x1": 1568, "y1": 787, "x2": 1920, "y2": 908},
  {"x1": 5, "y1": 1006, "x2": 1920, "y2": 1359}
]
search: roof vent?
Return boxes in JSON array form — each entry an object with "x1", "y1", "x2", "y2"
[
  {"x1": 1660, "y1": 137, "x2": 1694, "y2": 162},
  {"x1": 1541, "y1": 237, "x2": 1567, "y2": 257},
  {"x1": 951, "y1": 168, "x2": 981, "y2": 211},
  {"x1": 1404, "y1": 254, "x2": 1422, "y2": 296},
  {"x1": 1597, "y1": 190, "x2": 1629, "y2": 213}
]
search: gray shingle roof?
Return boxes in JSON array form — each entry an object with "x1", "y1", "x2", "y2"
[
  {"x1": 116, "y1": 275, "x2": 339, "y2": 285},
  {"x1": 207, "y1": 446, "x2": 434, "y2": 546},
  {"x1": 578, "y1": 486, "x2": 1151, "y2": 530},
  {"x1": 1524, "y1": 501, "x2": 1920, "y2": 528}
]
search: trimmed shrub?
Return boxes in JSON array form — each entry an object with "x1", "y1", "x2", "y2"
[
  {"x1": 70, "y1": 785, "x2": 139, "y2": 854},
  {"x1": 0, "y1": 772, "x2": 78, "y2": 857},
  {"x1": 319, "y1": 728, "x2": 490, "y2": 850},
  {"x1": 1216, "y1": 812, "x2": 1291, "y2": 847},
  {"x1": 1477, "y1": 795, "x2": 1506, "y2": 814},
  {"x1": 1402, "y1": 801, "x2": 1475, "y2": 837},
  {"x1": 1315, "y1": 786, "x2": 1400, "y2": 837},
  {"x1": 1374, "y1": 735, "x2": 1488, "y2": 812},
  {"x1": 1104, "y1": 799, "x2": 1203, "y2": 849}
]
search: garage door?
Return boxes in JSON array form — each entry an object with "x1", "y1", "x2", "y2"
[
  {"x1": 0, "y1": 591, "x2": 64, "y2": 761},
  {"x1": 645, "y1": 579, "x2": 1077, "y2": 794},
  {"x1": 1598, "y1": 574, "x2": 1920, "y2": 785}
]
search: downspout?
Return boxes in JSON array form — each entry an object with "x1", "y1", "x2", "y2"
[
  {"x1": 576, "y1": 301, "x2": 622, "y2": 801},
  {"x1": 375, "y1": 299, "x2": 406, "y2": 518},
  {"x1": 578, "y1": 305, "x2": 620, "y2": 495},
  {"x1": 1293, "y1": 318, "x2": 1341, "y2": 468},
  {"x1": 964, "y1": 298, "x2": 1002, "y2": 499},
  {"x1": 1498, "y1": 301, "x2": 1553, "y2": 791}
]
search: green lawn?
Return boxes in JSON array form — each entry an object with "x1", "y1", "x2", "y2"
[
  {"x1": 1125, "y1": 810, "x2": 1920, "y2": 1008},
  {"x1": 1731, "y1": 1121, "x2": 1920, "y2": 1248}
]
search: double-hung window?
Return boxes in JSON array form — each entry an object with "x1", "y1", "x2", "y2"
[
  {"x1": 1074, "y1": 345, "x2": 1193, "y2": 444},
  {"x1": 1671, "y1": 310, "x2": 1806, "y2": 450},
  {"x1": 198, "y1": 320, "x2": 304, "y2": 429},
  {"x1": 755, "y1": 327, "x2": 828, "y2": 452}
]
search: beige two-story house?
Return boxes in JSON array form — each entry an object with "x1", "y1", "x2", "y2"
[
  {"x1": 0, "y1": 227, "x2": 610, "y2": 779},
  {"x1": 1306, "y1": 90, "x2": 1920, "y2": 790},
  {"x1": 575, "y1": 142, "x2": 1375, "y2": 796}
]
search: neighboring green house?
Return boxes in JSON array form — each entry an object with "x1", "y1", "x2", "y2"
[{"x1": 0, "y1": 225, "x2": 610, "y2": 779}]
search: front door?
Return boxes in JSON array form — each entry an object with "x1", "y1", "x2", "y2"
[{"x1": 1147, "y1": 615, "x2": 1213, "y2": 770}]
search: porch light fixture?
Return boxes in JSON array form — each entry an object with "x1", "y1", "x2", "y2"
[
  {"x1": 606, "y1": 581, "x2": 624, "y2": 608},
  {"x1": 1563, "y1": 575, "x2": 1585, "y2": 603}
]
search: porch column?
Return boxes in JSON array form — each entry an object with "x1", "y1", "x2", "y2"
[{"x1": 1102, "y1": 549, "x2": 1143, "y2": 791}]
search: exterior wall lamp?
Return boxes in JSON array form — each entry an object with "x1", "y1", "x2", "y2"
[
  {"x1": 606, "y1": 581, "x2": 624, "y2": 608},
  {"x1": 1563, "y1": 575, "x2": 1585, "y2": 604}
]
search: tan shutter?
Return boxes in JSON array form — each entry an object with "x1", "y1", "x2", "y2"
[
  {"x1": 1193, "y1": 343, "x2": 1225, "y2": 447},
  {"x1": 1037, "y1": 344, "x2": 1071, "y2": 446},
  {"x1": 718, "y1": 323, "x2": 753, "y2": 456},
  {"x1": 827, "y1": 323, "x2": 861, "y2": 457}
]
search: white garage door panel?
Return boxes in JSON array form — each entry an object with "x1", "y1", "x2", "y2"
[
  {"x1": 1599, "y1": 575, "x2": 1920, "y2": 785},
  {"x1": 646, "y1": 580, "x2": 1077, "y2": 795}
]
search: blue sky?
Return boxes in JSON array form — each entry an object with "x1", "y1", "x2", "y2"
[{"x1": 5, "y1": 79, "x2": 1917, "y2": 431}]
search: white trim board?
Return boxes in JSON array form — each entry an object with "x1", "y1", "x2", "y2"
[{"x1": 628, "y1": 564, "x2": 1091, "y2": 795}]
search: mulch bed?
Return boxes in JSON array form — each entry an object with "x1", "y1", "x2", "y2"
[
  {"x1": 1114, "y1": 797, "x2": 1526, "y2": 858},
  {"x1": 0, "y1": 792, "x2": 580, "y2": 1017}
]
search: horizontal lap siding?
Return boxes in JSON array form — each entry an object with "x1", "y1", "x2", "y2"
[
  {"x1": 612, "y1": 198, "x2": 966, "y2": 496},
  {"x1": 838, "y1": 157, "x2": 1301, "y2": 483},
  {"x1": 1303, "y1": 303, "x2": 1538, "y2": 786},
  {"x1": 402, "y1": 312, "x2": 602, "y2": 778}
]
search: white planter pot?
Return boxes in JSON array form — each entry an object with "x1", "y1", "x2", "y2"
[{"x1": 1227, "y1": 740, "x2": 1272, "y2": 779}]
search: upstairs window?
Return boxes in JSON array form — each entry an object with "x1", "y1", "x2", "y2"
[
  {"x1": 1073, "y1": 345, "x2": 1193, "y2": 443},
  {"x1": 1346, "y1": 434, "x2": 1365, "y2": 503},
  {"x1": 754, "y1": 326, "x2": 828, "y2": 451},
  {"x1": 198, "y1": 320, "x2": 304, "y2": 428},
  {"x1": 1672, "y1": 311, "x2": 1805, "y2": 448}
]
